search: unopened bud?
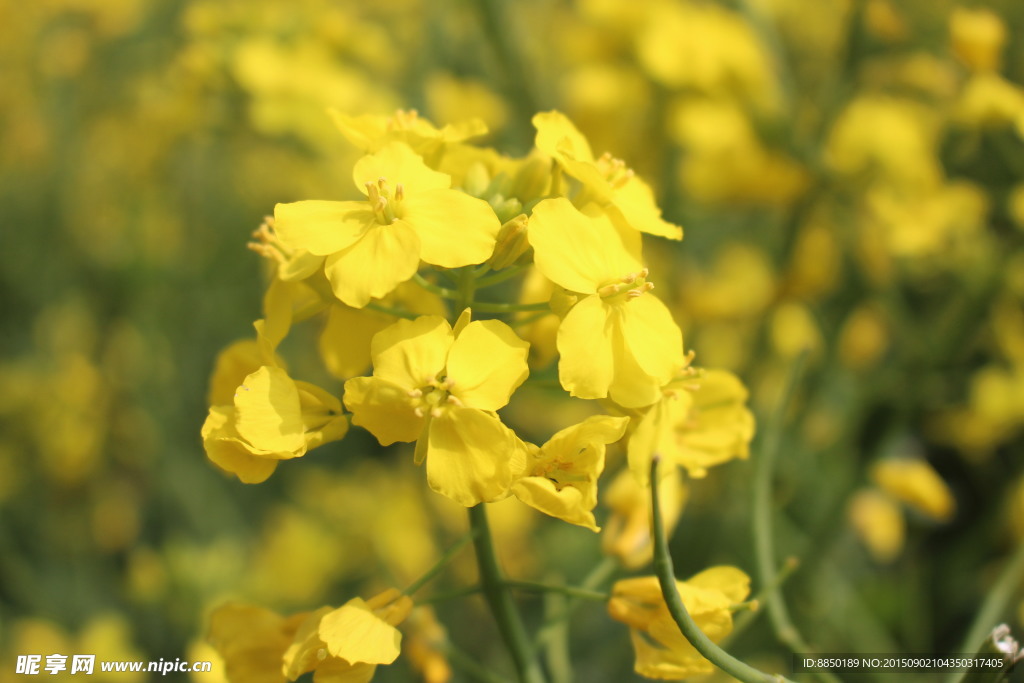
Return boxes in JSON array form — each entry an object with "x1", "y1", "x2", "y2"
[{"x1": 487, "y1": 214, "x2": 530, "y2": 270}]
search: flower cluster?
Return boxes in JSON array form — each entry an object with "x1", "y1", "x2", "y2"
[{"x1": 201, "y1": 108, "x2": 756, "y2": 679}]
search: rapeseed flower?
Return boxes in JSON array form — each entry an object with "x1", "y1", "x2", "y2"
[
  {"x1": 627, "y1": 369, "x2": 755, "y2": 483},
  {"x1": 533, "y1": 111, "x2": 682, "y2": 240},
  {"x1": 608, "y1": 567, "x2": 750, "y2": 679},
  {"x1": 202, "y1": 366, "x2": 347, "y2": 483},
  {"x1": 274, "y1": 141, "x2": 500, "y2": 307},
  {"x1": 344, "y1": 313, "x2": 529, "y2": 506},
  {"x1": 511, "y1": 415, "x2": 629, "y2": 531},
  {"x1": 528, "y1": 198, "x2": 684, "y2": 408}
]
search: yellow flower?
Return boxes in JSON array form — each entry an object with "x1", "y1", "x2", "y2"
[
  {"x1": 528, "y1": 198, "x2": 684, "y2": 408},
  {"x1": 207, "y1": 590, "x2": 412, "y2": 683},
  {"x1": 202, "y1": 366, "x2": 348, "y2": 483},
  {"x1": 848, "y1": 488, "x2": 906, "y2": 563},
  {"x1": 207, "y1": 603, "x2": 306, "y2": 683},
  {"x1": 511, "y1": 415, "x2": 629, "y2": 531},
  {"x1": 950, "y1": 6, "x2": 1007, "y2": 72},
  {"x1": 533, "y1": 111, "x2": 682, "y2": 240},
  {"x1": 627, "y1": 369, "x2": 755, "y2": 483},
  {"x1": 608, "y1": 567, "x2": 750, "y2": 680},
  {"x1": 870, "y1": 459, "x2": 956, "y2": 522},
  {"x1": 274, "y1": 141, "x2": 500, "y2": 307},
  {"x1": 602, "y1": 467, "x2": 687, "y2": 569},
  {"x1": 330, "y1": 108, "x2": 488, "y2": 156},
  {"x1": 344, "y1": 313, "x2": 529, "y2": 506},
  {"x1": 283, "y1": 589, "x2": 413, "y2": 683}
]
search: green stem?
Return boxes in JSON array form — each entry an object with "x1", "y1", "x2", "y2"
[
  {"x1": 650, "y1": 459, "x2": 791, "y2": 683},
  {"x1": 535, "y1": 557, "x2": 618, "y2": 648},
  {"x1": 752, "y1": 352, "x2": 842, "y2": 683},
  {"x1": 476, "y1": 264, "x2": 528, "y2": 288},
  {"x1": 402, "y1": 530, "x2": 476, "y2": 596},
  {"x1": 456, "y1": 268, "x2": 478, "y2": 314},
  {"x1": 504, "y1": 580, "x2": 610, "y2": 602},
  {"x1": 472, "y1": 301, "x2": 550, "y2": 313},
  {"x1": 364, "y1": 302, "x2": 418, "y2": 320},
  {"x1": 469, "y1": 504, "x2": 547, "y2": 683},
  {"x1": 723, "y1": 557, "x2": 800, "y2": 648},
  {"x1": 413, "y1": 272, "x2": 458, "y2": 299},
  {"x1": 947, "y1": 539, "x2": 1024, "y2": 683},
  {"x1": 446, "y1": 642, "x2": 517, "y2": 683},
  {"x1": 417, "y1": 584, "x2": 484, "y2": 606}
]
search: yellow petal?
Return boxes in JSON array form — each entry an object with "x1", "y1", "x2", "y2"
[
  {"x1": 870, "y1": 459, "x2": 956, "y2": 521},
  {"x1": 426, "y1": 409, "x2": 516, "y2": 506},
  {"x1": 282, "y1": 606, "x2": 334, "y2": 680},
  {"x1": 233, "y1": 367, "x2": 306, "y2": 456},
  {"x1": 528, "y1": 198, "x2": 642, "y2": 293},
  {"x1": 319, "y1": 304, "x2": 393, "y2": 380},
  {"x1": 343, "y1": 377, "x2": 424, "y2": 445},
  {"x1": 370, "y1": 316, "x2": 453, "y2": 389},
  {"x1": 324, "y1": 222, "x2": 420, "y2": 308},
  {"x1": 557, "y1": 295, "x2": 614, "y2": 400},
  {"x1": 446, "y1": 320, "x2": 530, "y2": 411},
  {"x1": 533, "y1": 110, "x2": 595, "y2": 164},
  {"x1": 208, "y1": 603, "x2": 303, "y2": 683},
  {"x1": 684, "y1": 566, "x2": 751, "y2": 606},
  {"x1": 319, "y1": 598, "x2": 402, "y2": 665},
  {"x1": 511, "y1": 477, "x2": 599, "y2": 531},
  {"x1": 206, "y1": 340, "x2": 265, "y2": 406},
  {"x1": 617, "y1": 295, "x2": 684, "y2": 387},
  {"x1": 202, "y1": 407, "x2": 280, "y2": 484},
  {"x1": 401, "y1": 189, "x2": 500, "y2": 268},
  {"x1": 610, "y1": 176, "x2": 684, "y2": 240},
  {"x1": 274, "y1": 201, "x2": 374, "y2": 256},
  {"x1": 353, "y1": 141, "x2": 450, "y2": 193}
]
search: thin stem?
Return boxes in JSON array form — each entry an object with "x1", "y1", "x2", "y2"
[
  {"x1": 477, "y1": 264, "x2": 528, "y2": 288},
  {"x1": 413, "y1": 272, "x2": 458, "y2": 299},
  {"x1": 417, "y1": 584, "x2": 484, "y2": 606},
  {"x1": 472, "y1": 301, "x2": 550, "y2": 314},
  {"x1": 364, "y1": 302, "x2": 418, "y2": 320},
  {"x1": 446, "y1": 642, "x2": 517, "y2": 683},
  {"x1": 402, "y1": 530, "x2": 476, "y2": 596},
  {"x1": 650, "y1": 459, "x2": 790, "y2": 683},
  {"x1": 752, "y1": 353, "x2": 837, "y2": 662},
  {"x1": 535, "y1": 556, "x2": 618, "y2": 648},
  {"x1": 542, "y1": 588, "x2": 573, "y2": 683},
  {"x1": 469, "y1": 504, "x2": 547, "y2": 683},
  {"x1": 456, "y1": 268, "x2": 478, "y2": 314},
  {"x1": 504, "y1": 580, "x2": 610, "y2": 603},
  {"x1": 723, "y1": 557, "x2": 801, "y2": 648},
  {"x1": 946, "y1": 539, "x2": 1024, "y2": 683}
]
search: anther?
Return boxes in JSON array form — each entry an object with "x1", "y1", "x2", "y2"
[
  {"x1": 414, "y1": 407, "x2": 425, "y2": 418},
  {"x1": 395, "y1": 183, "x2": 404, "y2": 201},
  {"x1": 430, "y1": 407, "x2": 443, "y2": 418},
  {"x1": 407, "y1": 389, "x2": 423, "y2": 398},
  {"x1": 446, "y1": 395, "x2": 463, "y2": 407}
]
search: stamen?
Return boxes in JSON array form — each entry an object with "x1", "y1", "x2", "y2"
[
  {"x1": 395, "y1": 183, "x2": 404, "y2": 201},
  {"x1": 407, "y1": 389, "x2": 423, "y2": 398},
  {"x1": 446, "y1": 395, "x2": 463, "y2": 407}
]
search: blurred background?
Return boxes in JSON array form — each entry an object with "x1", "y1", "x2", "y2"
[{"x1": 1, "y1": 0, "x2": 1023, "y2": 680}]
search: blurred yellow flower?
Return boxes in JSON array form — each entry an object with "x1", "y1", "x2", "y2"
[
  {"x1": 870, "y1": 459, "x2": 956, "y2": 522},
  {"x1": 343, "y1": 313, "x2": 529, "y2": 506},
  {"x1": 608, "y1": 567, "x2": 750, "y2": 679},
  {"x1": 511, "y1": 415, "x2": 629, "y2": 531},
  {"x1": 848, "y1": 488, "x2": 906, "y2": 563},
  {"x1": 950, "y1": 6, "x2": 1007, "y2": 72},
  {"x1": 528, "y1": 198, "x2": 684, "y2": 407},
  {"x1": 602, "y1": 467, "x2": 687, "y2": 569}
]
